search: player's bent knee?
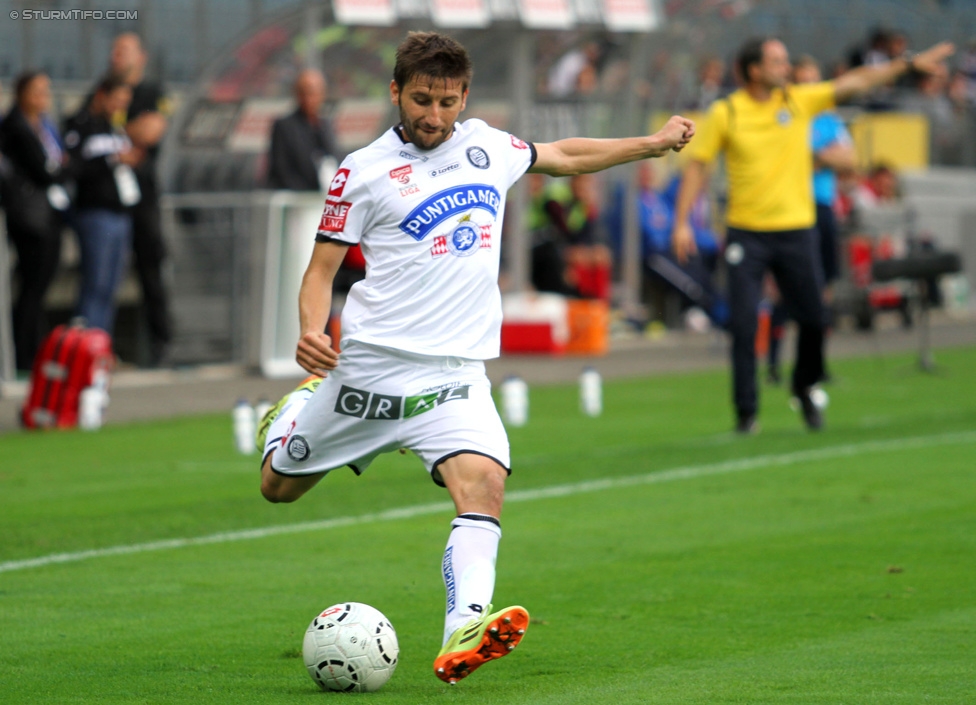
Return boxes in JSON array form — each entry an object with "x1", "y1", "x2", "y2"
[
  {"x1": 260, "y1": 454, "x2": 296, "y2": 503},
  {"x1": 260, "y1": 454, "x2": 325, "y2": 503}
]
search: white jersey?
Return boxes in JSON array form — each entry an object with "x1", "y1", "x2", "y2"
[{"x1": 316, "y1": 119, "x2": 535, "y2": 360}]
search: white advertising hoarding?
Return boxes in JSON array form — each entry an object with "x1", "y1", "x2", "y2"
[
  {"x1": 516, "y1": 0, "x2": 575, "y2": 29},
  {"x1": 600, "y1": 0, "x2": 661, "y2": 32},
  {"x1": 429, "y1": 0, "x2": 491, "y2": 27},
  {"x1": 333, "y1": 0, "x2": 397, "y2": 26}
]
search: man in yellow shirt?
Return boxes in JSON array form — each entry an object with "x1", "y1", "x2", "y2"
[{"x1": 672, "y1": 37, "x2": 953, "y2": 433}]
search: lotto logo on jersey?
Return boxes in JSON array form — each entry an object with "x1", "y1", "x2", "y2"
[
  {"x1": 389, "y1": 165, "x2": 412, "y2": 184},
  {"x1": 328, "y1": 168, "x2": 350, "y2": 197},
  {"x1": 319, "y1": 199, "x2": 352, "y2": 232},
  {"x1": 510, "y1": 135, "x2": 529, "y2": 150}
]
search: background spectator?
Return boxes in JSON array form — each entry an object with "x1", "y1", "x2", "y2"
[
  {"x1": 0, "y1": 71, "x2": 69, "y2": 371},
  {"x1": 543, "y1": 174, "x2": 612, "y2": 300},
  {"x1": 635, "y1": 161, "x2": 727, "y2": 329},
  {"x1": 854, "y1": 163, "x2": 901, "y2": 210},
  {"x1": 900, "y1": 70, "x2": 973, "y2": 166},
  {"x1": 528, "y1": 174, "x2": 581, "y2": 297},
  {"x1": 110, "y1": 33, "x2": 173, "y2": 367},
  {"x1": 267, "y1": 68, "x2": 339, "y2": 192},
  {"x1": 547, "y1": 41, "x2": 603, "y2": 98},
  {"x1": 685, "y1": 56, "x2": 728, "y2": 111},
  {"x1": 63, "y1": 75, "x2": 138, "y2": 336}
]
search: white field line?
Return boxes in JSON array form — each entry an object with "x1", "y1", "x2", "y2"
[{"x1": 2, "y1": 430, "x2": 974, "y2": 575}]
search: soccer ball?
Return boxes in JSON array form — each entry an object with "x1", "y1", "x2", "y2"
[{"x1": 303, "y1": 602, "x2": 399, "y2": 692}]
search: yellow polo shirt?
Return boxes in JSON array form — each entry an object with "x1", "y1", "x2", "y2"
[{"x1": 688, "y1": 82, "x2": 836, "y2": 231}]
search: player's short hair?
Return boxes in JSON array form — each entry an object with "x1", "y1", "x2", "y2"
[
  {"x1": 736, "y1": 36, "x2": 777, "y2": 84},
  {"x1": 393, "y1": 31, "x2": 473, "y2": 92}
]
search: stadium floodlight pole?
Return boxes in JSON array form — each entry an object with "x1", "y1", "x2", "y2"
[
  {"x1": 0, "y1": 218, "x2": 15, "y2": 383},
  {"x1": 619, "y1": 31, "x2": 651, "y2": 319},
  {"x1": 506, "y1": 28, "x2": 535, "y2": 293},
  {"x1": 303, "y1": 2, "x2": 322, "y2": 72}
]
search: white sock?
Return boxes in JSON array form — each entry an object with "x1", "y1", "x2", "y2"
[{"x1": 441, "y1": 513, "x2": 501, "y2": 646}]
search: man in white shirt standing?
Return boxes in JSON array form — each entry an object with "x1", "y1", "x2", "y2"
[{"x1": 257, "y1": 31, "x2": 694, "y2": 686}]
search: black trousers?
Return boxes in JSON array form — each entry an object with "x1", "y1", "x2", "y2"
[
  {"x1": 7, "y1": 212, "x2": 62, "y2": 371},
  {"x1": 727, "y1": 226, "x2": 825, "y2": 417},
  {"x1": 131, "y1": 199, "x2": 171, "y2": 351}
]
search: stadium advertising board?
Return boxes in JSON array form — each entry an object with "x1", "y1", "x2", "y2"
[
  {"x1": 333, "y1": 0, "x2": 397, "y2": 26},
  {"x1": 516, "y1": 0, "x2": 575, "y2": 29},
  {"x1": 429, "y1": 0, "x2": 491, "y2": 27},
  {"x1": 600, "y1": 0, "x2": 660, "y2": 32}
]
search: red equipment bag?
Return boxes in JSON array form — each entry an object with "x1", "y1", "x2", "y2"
[{"x1": 21, "y1": 322, "x2": 114, "y2": 429}]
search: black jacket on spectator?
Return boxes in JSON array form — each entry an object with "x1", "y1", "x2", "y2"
[
  {"x1": 63, "y1": 108, "x2": 130, "y2": 211},
  {"x1": 267, "y1": 109, "x2": 338, "y2": 191},
  {"x1": 0, "y1": 106, "x2": 66, "y2": 369},
  {"x1": 0, "y1": 106, "x2": 63, "y2": 230},
  {"x1": 127, "y1": 80, "x2": 165, "y2": 203}
]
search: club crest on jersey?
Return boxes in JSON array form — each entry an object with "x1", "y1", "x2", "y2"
[
  {"x1": 432, "y1": 217, "x2": 492, "y2": 257},
  {"x1": 466, "y1": 146, "x2": 490, "y2": 169},
  {"x1": 389, "y1": 165, "x2": 412, "y2": 184},
  {"x1": 447, "y1": 219, "x2": 480, "y2": 257},
  {"x1": 777, "y1": 109, "x2": 792, "y2": 126},
  {"x1": 399, "y1": 184, "x2": 501, "y2": 241}
]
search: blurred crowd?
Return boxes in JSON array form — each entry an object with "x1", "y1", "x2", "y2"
[
  {"x1": 0, "y1": 34, "x2": 175, "y2": 374},
  {"x1": 541, "y1": 29, "x2": 976, "y2": 165},
  {"x1": 2, "y1": 25, "x2": 974, "y2": 376},
  {"x1": 525, "y1": 28, "x2": 975, "y2": 331}
]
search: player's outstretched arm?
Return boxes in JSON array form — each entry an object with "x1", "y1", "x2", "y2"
[
  {"x1": 832, "y1": 41, "x2": 954, "y2": 103},
  {"x1": 530, "y1": 115, "x2": 695, "y2": 177},
  {"x1": 296, "y1": 240, "x2": 348, "y2": 376}
]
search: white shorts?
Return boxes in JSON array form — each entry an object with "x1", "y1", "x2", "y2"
[{"x1": 265, "y1": 341, "x2": 510, "y2": 486}]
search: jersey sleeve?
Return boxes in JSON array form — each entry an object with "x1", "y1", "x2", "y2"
[
  {"x1": 686, "y1": 99, "x2": 729, "y2": 165},
  {"x1": 315, "y1": 159, "x2": 373, "y2": 245},
  {"x1": 794, "y1": 82, "x2": 836, "y2": 118},
  {"x1": 499, "y1": 129, "x2": 537, "y2": 189}
]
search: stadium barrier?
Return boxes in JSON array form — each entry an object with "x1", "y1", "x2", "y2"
[{"x1": 158, "y1": 191, "x2": 326, "y2": 376}]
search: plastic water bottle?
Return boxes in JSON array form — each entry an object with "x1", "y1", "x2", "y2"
[
  {"x1": 78, "y1": 387, "x2": 104, "y2": 430},
  {"x1": 79, "y1": 368, "x2": 110, "y2": 431},
  {"x1": 254, "y1": 399, "x2": 273, "y2": 427},
  {"x1": 579, "y1": 367, "x2": 602, "y2": 417},
  {"x1": 233, "y1": 399, "x2": 256, "y2": 454},
  {"x1": 500, "y1": 376, "x2": 528, "y2": 427}
]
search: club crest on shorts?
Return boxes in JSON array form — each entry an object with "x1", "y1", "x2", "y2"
[{"x1": 287, "y1": 434, "x2": 310, "y2": 461}]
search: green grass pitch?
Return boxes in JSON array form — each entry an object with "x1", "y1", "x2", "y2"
[{"x1": 2, "y1": 347, "x2": 975, "y2": 703}]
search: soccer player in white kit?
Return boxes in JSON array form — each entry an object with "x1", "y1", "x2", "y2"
[{"x1": 258, "y1": 32, "x2": 695, "y2": 685}]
